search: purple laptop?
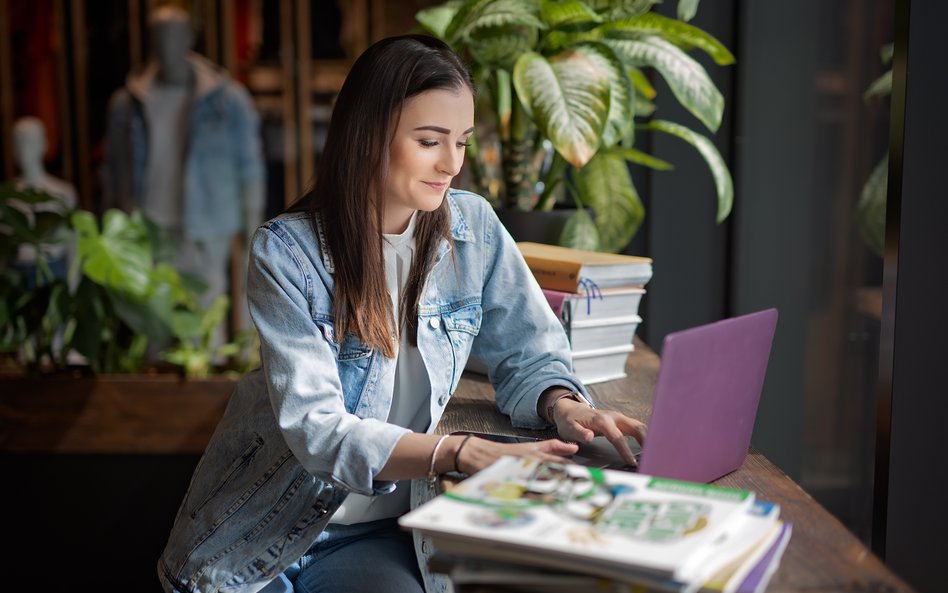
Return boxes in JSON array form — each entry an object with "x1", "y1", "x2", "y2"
[{"x1": 572, "y1": 308, "x2": 779, "y2": 483}]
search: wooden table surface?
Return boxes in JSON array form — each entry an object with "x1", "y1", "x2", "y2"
[{"x1": 436, "y1": 338, "x2": 915, "y2": 593}]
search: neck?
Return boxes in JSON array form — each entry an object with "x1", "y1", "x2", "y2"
[
  {"x1": 19, "y1": 163, "x2": 45, "y2": 186},
  {"x1": 157, "y1": 60, "x2": 192, "y2": 86},
  {"x1": 384, "y1": 206, "x2": 416, "y2": 235}
]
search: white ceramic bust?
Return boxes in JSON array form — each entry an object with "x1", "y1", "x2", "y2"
[
  {"x1": 12, "y1": 116, "x2": 78, "y2": 210},
  {"x1": 9, "y1": 116, "x2": 77, "y2": 265}
]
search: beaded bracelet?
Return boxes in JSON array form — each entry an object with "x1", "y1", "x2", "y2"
[
  {"x1": 427, "y1": 435, "x2": 450, "y2": 483},
  {"x1": 453, "y1": 434, "x2": 474, "y2": 474}
]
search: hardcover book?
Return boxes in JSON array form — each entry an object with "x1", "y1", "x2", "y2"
[
  {"x1": 399, "y1": 456, "x2": 758, "y2": 588},
  {"x1": 542, "y1": 286, "x2": 647, "y2": 323},
  {"x1": 570, "y1": 343, "x2": 636, "y2": 384},
  {"x1": 567, "y1": 315, "x2": 642, "y2": 351},
  {"x1": 517, "y1": 242, "x2": 653, "y2": 293}
]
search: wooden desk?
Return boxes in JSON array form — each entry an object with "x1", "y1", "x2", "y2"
[{"x1": 436, "y1": 338, "x2": 915, "y2": 593}]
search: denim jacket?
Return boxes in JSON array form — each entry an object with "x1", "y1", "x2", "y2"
[
  {"x1": 157, "y1": 190, "x2": 590, "y2": 593},
  {"x1": 103, "y1": 53, "x2": 265, "y2": 238}
]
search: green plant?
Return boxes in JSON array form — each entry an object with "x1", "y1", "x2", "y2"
[
  {"x1": 416, "y1": 0, "x2": 735, "y2": 252},
  {"x1": 1, "y1": 182, "x2": 242, "y2": 378},
  {"x1": 0, "y1": 183, "x2": 74, "y2": 370},
  {"x1": 856, "y1": 43, "x2": 893, "y2": 258}
]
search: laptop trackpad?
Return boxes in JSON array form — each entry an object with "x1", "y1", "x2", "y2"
[{"x1": 569, "y1": 435, "x2": 642, "y2": 472}]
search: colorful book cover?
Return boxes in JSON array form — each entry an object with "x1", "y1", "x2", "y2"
[
  {"x1": 735, "y1": 522, "x2": 792, "y2": 593},
  {"x1": 399, "y1": 456, "x2": 756, "y2": 587},
  {"x1": 698, "y1": 501, "x2": 784, "y2": 593}
]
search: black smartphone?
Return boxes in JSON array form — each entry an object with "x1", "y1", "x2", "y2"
[{"x1": 449, "y1": 430, "x2": 543, "y2": 444}]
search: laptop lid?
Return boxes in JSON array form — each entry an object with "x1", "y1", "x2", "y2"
[{"x1": 634, "y1": 308, "x2": 779, "y2": 483}]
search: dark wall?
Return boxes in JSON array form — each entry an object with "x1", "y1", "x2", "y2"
[
  {"x1": 640, "y1": 1, "x2": 736, "y2": 347},
  {"x1": 4, "y1": 454, "x2": 199, "y2": 593},
  {"x1": 875, "y1": 1, "x2": 948, "y2": 591}
]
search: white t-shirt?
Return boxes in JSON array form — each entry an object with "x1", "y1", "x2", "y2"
[
  {"x1": 330, "y1": 212, "x2": 432, "y2": 524},
  {"x1": 142, "y1": 84, "x2": 190, "y2": 227}
]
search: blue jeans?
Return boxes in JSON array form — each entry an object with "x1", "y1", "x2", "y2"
[{"x1": 261, "y1": 518, "x2": 424, "y2": 593}]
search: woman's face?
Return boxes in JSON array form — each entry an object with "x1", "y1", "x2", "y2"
[{"x1": 384, "y1": 86, "x2": 475, "y2": 234}]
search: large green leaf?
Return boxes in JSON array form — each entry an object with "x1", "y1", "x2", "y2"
[
  {"x1": 880, "y1": 42, "x2": 894, "y2": 64},
  {"x1": 677, "y1": 0, "x2": 700, "y2": 22},
  {"x1": 72, "y1": 209, "x2": 152, "y2": 298},
  {"x1": 647, "y1": 119, "x2": 733, "y2": 222},
  {"x1": 610, "y1": 146, "x2": 674, "y2": 170},
  {"x1": 111, "y1": 289, "x2": 172, "y2": 343},
  {"x1": 574, "y1": 152, "x2": 644, "y2": 252},
  {"x1": 603, "y1": 13, "x2": 735, "y2": 65},
  {"x1": 604, "y1": 35, "x2": 724, "y2": 132},
  {"x1": 416, "y1": 1, "x2": 465, "y2": 37},
  {"x1": 863, "y1": 70, "x2": 892, "y2": 101},
  {"x1": 627, "y1": 66, "x2": 656, "y2": 98},
  {"x1": 513, "y1": 45, "x2": 613, "y2": 168},
  {"x1": 0, "y1": 203, "x2": 33, "y2": 240},
  {"x1": 559, "y1": 208, "x2": 600, "y2": 250},
  {"x1": 446, "y1": 0, "x2": 545, "y2": 44},
  {"x1": 586, "y1": 0, "x2": 658, "y2": 20},
  {"x1": 468, "y1": 25, "x2": 538, "y2": 70},
  {"x1": 597, "y1": 43, "x2": 635, "y2": 149},
  {"x1": 541, "y1": 0, "x2": 602, "y2": 30},
  {"x1": 856, "y1": 154, "x2": 888, "y2": 257},
  {"x1": 70, "y1": 276, "x2": 109, "y2": 362}
]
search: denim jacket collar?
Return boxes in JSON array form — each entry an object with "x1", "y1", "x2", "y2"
[
  {"x1": 125, "y1": 52, "x2": 229, "y2": 102},
  {"x1": 313, "y1": 191, "x2": 475, "y2": 274}
]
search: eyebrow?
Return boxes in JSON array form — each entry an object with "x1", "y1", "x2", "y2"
[{"x1": 413, "y1": 125, "x2": 475, "y2": 135}]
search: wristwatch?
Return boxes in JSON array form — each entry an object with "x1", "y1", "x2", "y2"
[{"x1": 546, "y1": 390, "x2": 590, "y2": 424}]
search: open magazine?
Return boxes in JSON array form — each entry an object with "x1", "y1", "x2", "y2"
[{"x1": 400, "y1": 456, "x2": 766, "y2": 590}]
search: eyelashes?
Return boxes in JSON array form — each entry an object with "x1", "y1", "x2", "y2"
[{"x1": 419, "y1": 139, "x2": 471, "y2": 148}]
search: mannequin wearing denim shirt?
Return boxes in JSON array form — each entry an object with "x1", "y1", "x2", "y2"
[{"x1": 103, "y1": 6, "x2": 265, "y2": 339}]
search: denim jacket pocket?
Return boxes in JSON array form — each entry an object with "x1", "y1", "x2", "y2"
[
  {"x1": 443, "y1": 303, "x2": 483, "y2": 393},
  {"x1": 315, "y1": 319, "x2": 374, "y2": 413},
  {"x1": 187, "y1": 433, "x2": 266, "y2": 519}
]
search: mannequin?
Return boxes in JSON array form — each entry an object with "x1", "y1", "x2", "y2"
[
  {"x1": 10, "y1": 116, "x2": 77, "y2": 278},
  {"x1": 103, "y1": 5, "x2": 265, "y2": 347}
]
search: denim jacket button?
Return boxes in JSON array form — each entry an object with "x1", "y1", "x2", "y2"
[
  {"x1": 438, "y1": 394, "x2": 449, "y2": 406},
  {"x1": 429, "y1": 317, "x2": 441, "y2": 329}
]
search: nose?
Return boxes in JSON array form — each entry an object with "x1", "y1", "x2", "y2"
[{"x1": 437, "y1": 144, "x2": 463, "y2": 177}]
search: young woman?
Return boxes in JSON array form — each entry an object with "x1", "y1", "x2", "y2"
[{"x1": 158, "y1": 34, "x2": 647, "y2": 593}]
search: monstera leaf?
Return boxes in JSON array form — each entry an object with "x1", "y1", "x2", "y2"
[{"x1": 72, "y1": 209, "x2": 152, "y2": 298}]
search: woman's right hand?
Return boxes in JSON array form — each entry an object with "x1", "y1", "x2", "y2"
[{"x1": 452, "y1": 436, "x2": 579, "y2": 476}]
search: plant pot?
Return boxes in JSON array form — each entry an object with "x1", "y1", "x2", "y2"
[
  {"x1": 496, "y1": 208, "x2": 584, "y2": 245},
  {"x1": 0, "y1": 373, "x2": 236, "y2": 454}
]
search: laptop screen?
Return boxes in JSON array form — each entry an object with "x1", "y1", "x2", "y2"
[{"x1": 568, "y1": 309, "x2": 777, "y2": 483}]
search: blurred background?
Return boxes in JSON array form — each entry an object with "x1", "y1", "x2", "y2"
[{"x1": 0, "y1": 1, "x2": 944, "y2": 592}]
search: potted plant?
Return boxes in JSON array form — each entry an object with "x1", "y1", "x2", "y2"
[
  {"x1": 0, "y1": 182, "x2": 250, "y2": 378},
  {"x1": 415, "y1": 0, "x2": 735, "y2": 253},
  {"x1": 1, "y1": 182, "x2": 258, "y2": 453},
  {"x1": 856, "y1": 42, "x2": 892, "y2": 258}
]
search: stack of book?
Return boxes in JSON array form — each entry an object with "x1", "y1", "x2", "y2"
[
  {"x1": 517, "y1": 242, "x2": 654, "y2": 384},
  {"x1": 400, "y1": 456, "x2": 792, "y2": 593}
]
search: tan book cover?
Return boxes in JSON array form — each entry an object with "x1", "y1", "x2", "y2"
[{"x1": 517, "y1": 242, "x2": 653, "y2": 292}]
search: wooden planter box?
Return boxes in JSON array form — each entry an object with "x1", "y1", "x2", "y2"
[{"x1": 0, "y1": 374, "x2": 236, "y2": 454}]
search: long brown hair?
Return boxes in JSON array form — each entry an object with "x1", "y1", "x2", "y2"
[{"x1": 287, "y1": 35, "x2": 475, "y2": 358}]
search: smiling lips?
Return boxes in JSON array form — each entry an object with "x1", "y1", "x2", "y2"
[{"x1": 423, "y1": 181, "x2": 449, "y2": 192}]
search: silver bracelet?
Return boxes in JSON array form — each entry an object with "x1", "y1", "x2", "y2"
[{"x1": 427, "y1": 435, "x2": 450, "y2": 483}]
